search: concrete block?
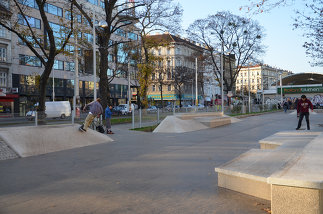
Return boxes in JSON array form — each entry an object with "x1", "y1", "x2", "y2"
[
  {"x1": 272, "y1": 185, "x2": 323, "y2": 214},
  {"x1": 218, "y1": 173, "x2": 271, "y2": 200}
]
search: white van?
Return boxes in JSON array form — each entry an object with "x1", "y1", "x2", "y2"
[{"x1": 26, "y1": 101, "x2": 71, "y2": 119}]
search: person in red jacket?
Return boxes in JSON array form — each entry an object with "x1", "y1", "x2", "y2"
[{"x1": 296, "y1": 95, "x2": 313, "y2": 130}]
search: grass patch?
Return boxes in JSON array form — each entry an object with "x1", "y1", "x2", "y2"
[
  {"x1": 130, "y1": 124, "x2": 159, "y2": 132},
  {"x1": 229, "y1": 109, "x2": 281, "y2": 117},
  {"x1": 111, "y1": 117, "x2": 132, "y2": 124}
]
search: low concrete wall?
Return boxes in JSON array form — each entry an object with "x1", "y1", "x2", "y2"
[
  {"x1": 215, "y1": 131, "x2": 323, "y2": 214},
  {"x1": 0, "y1": 125, "x2": 113, "y2": 157},
  {"x1": 272, "y1": 185, "x2": 323, "y2": 214}
]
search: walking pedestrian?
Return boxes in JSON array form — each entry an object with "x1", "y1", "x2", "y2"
[
  {"x1": 79, "y1": 98, "x2": 103, "y2": 132},
  {"x1": 105, "y1": 104, "x2": 114, "y2": 134},
  {"x1": 296, "y1": 95, "x2": 313, "y2": 130},
  {"x1": 283, "y1": 101, "x2": 288, "y2": 113}
]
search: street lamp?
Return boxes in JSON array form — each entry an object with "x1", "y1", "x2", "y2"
[
  {"x1": 195, "y1": 57, "x2": 198, "y2": 110},
  {"x1": 92, "y1": 11, "x2": 108, "y2": 101}
]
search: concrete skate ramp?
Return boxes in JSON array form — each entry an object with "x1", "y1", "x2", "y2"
[
  {"x1": 0, "y1": 125, "x2": 113, "y2": 157},
  {"x1": 153, "y1": 115, "x2": 209, "y2": 133},
  {"x1": 154, "y1": 113, "x2": 234, "y2": 133}
]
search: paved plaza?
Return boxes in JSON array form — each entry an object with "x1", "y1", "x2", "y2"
[{"x1": 1, "y1": 111, "x2": 323, "y2": 214}]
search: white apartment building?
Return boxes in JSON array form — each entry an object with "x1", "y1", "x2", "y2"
[{"x1": 236, "y1": 64, "x2": 292, "y2": 94}]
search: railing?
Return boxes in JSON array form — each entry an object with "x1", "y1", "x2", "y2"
[{"x1": 0, "y1": 104, "x2": 280, "y2": 129}]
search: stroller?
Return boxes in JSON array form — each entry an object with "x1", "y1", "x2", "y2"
[{"x1": 90, "y1": 116, "x2": 105, "y2": 133}]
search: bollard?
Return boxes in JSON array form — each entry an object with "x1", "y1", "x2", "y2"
[
  {"x1": 139, "y1": 108, "x2": 142, "y2": 128},
  {"x1": 132, "y1": 108, "x2": 135, "y2": 129},
  {"x1": 173, "y1": 105, "x2": 175, "y2": 115},
  {"x1": 100, "y1": 114, "x2": 103, "y2": 125},
  {"x1": 35, "y1": 111, "x2": 38, "y2": 126},
  {"x1": 72, "y1": 110, "x2": 75, "y2": 125},
  {"x1": 157, "y1": 108, "x2": 160, "y2": 124}
]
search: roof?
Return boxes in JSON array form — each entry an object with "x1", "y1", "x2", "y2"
[
  {"x1": 278, "y1": 73, "x2": 323, "y2": 86},
  {"x1": 145, "y1": 33, "x2": 205, "y2": 50}
]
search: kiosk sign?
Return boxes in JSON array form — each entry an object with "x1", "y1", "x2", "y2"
[{"x1": 277, "y1": 86, "x2": 323, "y2": 94}]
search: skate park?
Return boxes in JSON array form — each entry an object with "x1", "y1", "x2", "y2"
[{"x1": 0, "y1": 111, "x2": 323, "y2": 214}]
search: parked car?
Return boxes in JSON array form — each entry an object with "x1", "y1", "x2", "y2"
[
  {"x1": 26, "y1": 101, "x2": 71, "y2": 120},
  {"x1": 182, "y1": 104, "x2": 192, "y2": 109},
  {"x1": 112, "y1": 106, "x2": 122, "y2": 115},
  {"x1": 118, "y1": 104, "x2": 134, "y2": 115},
  {"x1": 198, "y1": 104, "x2": 205, "y2": 109},
  {"x1": 147, "y1": 106, "x2": 158, "y2": 113}
]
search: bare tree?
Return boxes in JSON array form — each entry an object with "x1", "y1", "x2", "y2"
[
  {"x1": 0, "y1": 0, "x2": 74, "y2": 119},
  {"x1": 294, "y1": 0, "x2": 322, "y2": 66},
  {"x1": 136, "y1": 0, "x2": 182, "y2": 107},
  {"x1": 242, "y1": 0, "x2": 322, "y2": 66},
  {"x1": 72, "y1": 0, "x2": 142, "y2": 109},
  {"x1": 187, "y1": 11, "x2": 265, "y2": 94},
  {"x1": 173, "y1": 66, "x2": 192, "y2": 107},
  {"x1": 154, "y1": 63, "x2": 169, "y2": 108}
]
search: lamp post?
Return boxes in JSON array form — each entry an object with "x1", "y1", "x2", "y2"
[
  {"x1": 261, "y1": 69, "x2": 264, "y2": 111},
  {"x1": 52, "y1": 68, "x2": 55, "y2": 101},
  {"x1": 195, "y1": 57, "x2": 198, "y2": 110},
  {"x1": 248, "y1": 64, "x2": 251, "y2": 113},
  {"x1": 280, "y1": 74, "x2": 283, "y2": 105},
  {"x1": 128, "y1": 61, "x2": 132, "y2": 112},
  {"x1": 220, "y1": 44, "x2": 224, "y2": 115},
  {"x1": 92, "y1": 11, "x2": 108, "y2": 101}
]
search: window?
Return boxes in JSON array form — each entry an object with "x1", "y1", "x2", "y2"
[
  {"x1": 152, "y1": 85, "x2": 156, "y2": 91},
  {"x1": 167, "y1": 72, "x2": 172, "y2": 80},
  {"x1": 167, "y1": 48, "x2": 170, "y2": 55},
  {"x1": 66, "y1": 62, "x2": 75, "y2": 71},
  {"x1": 44, "y1": 3, "x2": 63, "y2": 17},
  {"x1": 158, "y1": 61, "x2": 162, "y2": 67},
  {"x1": 158, "y1": 49, "x2": 161, "y2": 55},
  {"x1": 115, "y1": 29, "x2": 126, "y2": 37},
  {"x1": 100, "y1": 0, "x2": 105, "y2": 8},
  {"x1": 0, "y1": 25, "x2": 5, "y2": 38},
  {"x1": 0, "y1": 48, "x2": 7, "y2": 62},
  {"x1": 168, "y1": 85, "x2": 172, "y2": 91},
  {"x1": 87, "y1": 0, "x2": 98, "y2": 6},
  {"x1": 83, "y1": 33, "x2": 93, "y2": 43},
  {"x1": 64, "y1": 44, "x2": 75, "y2": 53},
  {"x1": 18, "y1": 0, "x2": 39, "y2": 9},
  {"x1": 167, "y1": 60, "x2": 171, "y2": 67},
  {"x1": 128, "y1": 32, "x2": 138, "y2": 40},
  {"x1": 0, "y1": 72, "x2": 7, "y2": 87},
  {"x1": 152, "y1": 73, "x2": 155, "y2": 80},
  {"x1": 54, "y1": 60, "x2": 64, "y2": 70},
  {"x1": 19, "y1": 54, "x2": 41, "y2": 67},
  {"x1": 18, "y1": 36, "x2": 41, "y2": 48},
  {"x1": 18, "y1": 14, "x2": 41, "y2": 29}
]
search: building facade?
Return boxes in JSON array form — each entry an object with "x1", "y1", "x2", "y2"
[
  {"x1": 145, "y1": 33, "x2": 205, "y2": 106},
  {"x1": 235, "y1": 64, "x2": 292, "y2": 94},
  {"x1": 0, "y1": 0, "x2": 139, "y2": 116}
]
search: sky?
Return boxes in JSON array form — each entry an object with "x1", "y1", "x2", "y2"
[{"x1": 176, "y1": 0, "x2": 323, "y2": 74}]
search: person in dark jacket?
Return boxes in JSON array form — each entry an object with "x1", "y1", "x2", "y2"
[
  {"x1": 79, "y1": 98, "x2": 103, "y2": 132},
  {"x1": 105, "y1": 105, "x2": 114, "y2": 134},
  {"x1": 283, "y1": 101, "x2": 288, "y2": 113},
  {"x1": 296, "y1": 95, "x2": 313, "y2": 130}
]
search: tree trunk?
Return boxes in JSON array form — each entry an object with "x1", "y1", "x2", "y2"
[
  {"x1": 99, "y1": 48, "x2": 109, "y2": 110},
  {"x1": 38, "y1": 60, "x2": 54, "y2": 123},
  {"x1": 160, "y1": 84, "x2": 163, "y2": 108}
]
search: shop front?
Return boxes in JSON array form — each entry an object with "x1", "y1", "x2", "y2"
[{"x1": 0, "y1": 88, "x2": 19, "y2": 117}]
